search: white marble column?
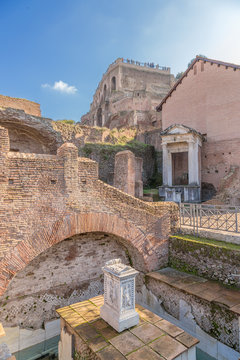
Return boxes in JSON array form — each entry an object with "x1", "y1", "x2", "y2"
[
  {"x1": 188, "y1": 141, "x2": 199, "y2": 185},
  {"x1": 162, "y1": 144, "x2": 172, "y2": 186}
]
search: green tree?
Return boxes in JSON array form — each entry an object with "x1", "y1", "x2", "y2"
[
  {"x1": 188, "y1": 54, "x2": 207, "y2": 67},
  {"x1": 176, "y1": 71, "x2": 184, "y2": 80},
  {"x1": 175, "y1": 55, "x2": 207, "y2": 81}
]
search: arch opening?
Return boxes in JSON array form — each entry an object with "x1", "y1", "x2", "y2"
[
  {"x1": 0, "y1": 231, "x2": 144, "y2": 330},
  {"x1": 97, "y1": 107, "x2": 102, "y2": 127},
  {"x1": 103, "y1": 84, "x2": 107, "y2": 100},
  {"x1": 111, "y1": 76, "x2": 116, "y2": 91}
]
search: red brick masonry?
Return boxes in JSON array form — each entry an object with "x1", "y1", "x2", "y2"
[{"x1": 0, "y1": 126, "x2": 178, "y2": 296}]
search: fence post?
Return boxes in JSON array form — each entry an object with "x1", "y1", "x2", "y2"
[
  {"x1": 196, "y1": 204, "x2": 199, "y2": 237},
  {"x1": 236, "y1": 207, "x2": 238, "y2": 233},
  {"x1": 179, "y1": 204, "x2": 182, "y2": 233},
  {"x1": 192, "y1": 204, "x2": 195, "y2": 236}
]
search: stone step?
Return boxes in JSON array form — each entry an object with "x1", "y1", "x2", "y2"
[{"x1": 146, "y1": 268, "x2": 240, "y2": 355}]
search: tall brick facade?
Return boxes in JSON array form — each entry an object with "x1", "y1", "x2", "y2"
[{"x1": 158, "y1": 57, "x2": 240, "y2": 202}]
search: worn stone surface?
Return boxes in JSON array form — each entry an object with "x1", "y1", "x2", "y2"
[
  {"x1": 149, "y1": 334, "x2": 187, "y2": 359},
  {"x1": 169, "y1": 235, "x2": 240, "y2": 287},
  {"x1": 57, "y1": 296, "x2": 197, "y2": 360},
  {"x1": 126, "y1": 345, "x2": 164, "y2": 359},
  {"x1": 130, "y1": 322, "x2": 163, "y2": 343},
  {"x1": 146, "y1": 268, "x2": 240, "y2": 350}
]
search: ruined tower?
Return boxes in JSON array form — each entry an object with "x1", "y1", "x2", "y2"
[{"x1": 81, "y1": 58, "x2": 174, "y2": 129}]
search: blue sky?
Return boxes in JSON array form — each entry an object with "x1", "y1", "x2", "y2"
[{"x1": 1, "y1": 0, "x2": 240, "y2": 121}]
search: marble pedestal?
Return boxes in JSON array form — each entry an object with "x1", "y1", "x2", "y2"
[{"x1": 100, "y1": 259, "x2": 139, "y2": 332}]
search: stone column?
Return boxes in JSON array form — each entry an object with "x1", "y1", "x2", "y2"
[
  {"x1": 162, "y1": 143, "x2": 168, "y2": 185},
  {"x1": 114, "y1": 150, "x2": 135, "y2": 196},
  {"x1": 57, "y1": 143, "x2": 78, "y2": 194},
  {"x1": 167, "y1": 149, "x2": 173, "y2": 186},
  {"x1": 188, "y1": 141, "x2": 199, "y2": 185},
  {"x1": 135, "y1": 157, "x2": 143, "y2": 198}
]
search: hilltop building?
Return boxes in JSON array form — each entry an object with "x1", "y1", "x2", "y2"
[{"x1": 81, "y1": 58, "x2": 174, "y2": 129}]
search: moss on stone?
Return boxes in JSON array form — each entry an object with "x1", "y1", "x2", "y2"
[{"x1": 170, "y1": 234, "x2": 240, "y2": 251}]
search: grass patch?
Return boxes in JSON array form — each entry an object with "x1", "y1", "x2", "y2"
[
  {"x1": 56, "y1": 119, "x2": 75, "y2": 125},
  {"x1": 171, "y1": 234, "x2": 240, "y2": 251},
  {"x1": 143, "y1": 188, "x2": 159, "y2": 195}
]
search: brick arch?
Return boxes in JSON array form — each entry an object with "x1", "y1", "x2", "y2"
[{"x1": 0, "y1": 212, "x2": 162, "y2": 297}]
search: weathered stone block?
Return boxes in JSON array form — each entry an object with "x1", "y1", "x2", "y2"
[{"x1": 100, "y1": 259, "x2": 139, "y2": 332}]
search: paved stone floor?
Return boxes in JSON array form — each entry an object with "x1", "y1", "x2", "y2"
[
  {"x1": 57, "y1": 295, "x2": 198, "y2": 359},
  {"x1": 148, "y1": 268, "x2": 240, "y2": 315}
]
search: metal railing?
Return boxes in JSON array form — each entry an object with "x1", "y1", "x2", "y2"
[
  {"x1": 120, "y1": 58, "x2": 170, "y2": 71},
  {"x1": 180, "y1": 203, "x2": 240, "y2": 234}
]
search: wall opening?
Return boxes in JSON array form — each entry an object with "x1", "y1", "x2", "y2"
[
  {"x1": 103, "y1": 84, "x2": 107, "y2": 100},
  {"x1": 111, "y1": 76, "x2": 116, "y2": 91},
  {"x1": 0, "y1": 232, "x2": 142, "y2": 330},
  {"x1": 172, "y1": 152, "x2": 188, "y2": 185},
  {"x1": 97, "y1": 107, "x2": 102, "y2": 127}
]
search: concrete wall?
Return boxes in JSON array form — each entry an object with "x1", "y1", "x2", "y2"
[{"x1": 0, "y1": 94, "x2": 41, "y2": 117}]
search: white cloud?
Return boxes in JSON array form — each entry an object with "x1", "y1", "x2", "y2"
[{"x1": 42, "y1": 80, "x2": 78, "y2": 94}]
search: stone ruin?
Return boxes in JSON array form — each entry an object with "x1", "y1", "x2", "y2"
[
  {"x1": 100, "y1": 258, "x2": 139, "y2": 332},
  {"x1": 81, "y1": 57, "x2": 175, "y2": 129},
  {"x1": 113, "y1": 150, "x2": 143, "y2": 198}
]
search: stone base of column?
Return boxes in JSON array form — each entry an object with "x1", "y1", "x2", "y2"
[{"x1": 100, "y1": 305, "x2": 139, "y2": 332}]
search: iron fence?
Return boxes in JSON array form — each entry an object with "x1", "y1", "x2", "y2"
[{"x1": 179, "y1": 203, "x2": 240, "y2": 234}]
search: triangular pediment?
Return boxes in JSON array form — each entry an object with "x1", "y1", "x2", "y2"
[{"x1": 161, "y1": 124, "x2": 202, "y2": 137}]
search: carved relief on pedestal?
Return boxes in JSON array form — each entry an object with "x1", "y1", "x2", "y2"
[{"x1": 121, "y1": 280, "x2": 134, "y2": 311}]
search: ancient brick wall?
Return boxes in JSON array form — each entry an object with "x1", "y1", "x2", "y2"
[
  {"x1": 0, "y1": 107, "x2": 62, "y2": 154},
  {"x1": 0, "y1": 109, "x2": 157, "y2": 186},
  {"x1": 0, "y1": 94, "x2": 41, "y2": 117},
  {"x1": 202, "y1": 138, "x2": 240, "y2": 193},
  {"x1": 114, "y1": 150, "x2": 136, "y2": 196},
  {"x1": 0, "y1": 125, "x2": 177, "y2": 301}
]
